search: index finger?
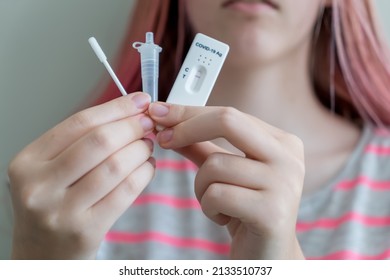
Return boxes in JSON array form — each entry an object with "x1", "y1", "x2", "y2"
[
  {"x1": 149, "y1": 103, "x2": 281, "y2": 161},
  {"x1": 27, "y1": 92, "x2": 151, "y2": 160}
]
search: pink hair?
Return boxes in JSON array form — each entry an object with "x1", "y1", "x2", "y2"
[
  {"x1": 93, "y1": 0, "x2": 188, "y2": 104},
  {"x1": 95, "y1": 0, "x2": 390, "y2": 126}
]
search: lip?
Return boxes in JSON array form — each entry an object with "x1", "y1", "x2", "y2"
[{"x1": 222, "y1": 0, "x2": 279, "y2": 14}]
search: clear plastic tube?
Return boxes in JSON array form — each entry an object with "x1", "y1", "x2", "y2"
[{"x1": 133, "y1": 32, "x2": 162, "y2": 102}]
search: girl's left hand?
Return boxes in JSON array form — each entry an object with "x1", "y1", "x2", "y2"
[{"x1": 149, "y1": 102, "x2": 305, "y2": 259}]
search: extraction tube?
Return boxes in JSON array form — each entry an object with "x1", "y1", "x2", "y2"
[{"x1": 133, "y1": 32, "x2": 162, "y2": 102}]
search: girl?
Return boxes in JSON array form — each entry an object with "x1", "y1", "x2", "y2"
[{"x1": 7, "y1": 0, "x2": 390, "y2": 259}]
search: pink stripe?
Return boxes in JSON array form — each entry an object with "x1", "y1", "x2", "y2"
[
  {"x1": 335, "y1": 176, "x2": 390, "y2": 191},
  {"x1": 105, "y1": 231, "x2": 230, "y2": 255},
  {"x1": 365, "y1": 144, "x2": 390, "y2": 155},
  {"x1": 156, "y1": 160, "x2": 198, "y2": 171},
  {"x1": 374, "y1": 128, "x2": 390, "y2": 137},
  {"x1": 297, "y1": 212, "x2": 390, "y2": 232},
  {"x1": 134, "y1": 194, "x2": 201, "y2": 209},
  {"x1": 308, "y1": 249, "x2": 390, "y2": 260}
]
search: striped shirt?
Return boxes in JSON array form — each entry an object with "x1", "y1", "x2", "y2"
[{"x1": 97, "y1": 125, "x2": 390, "y2": 259}]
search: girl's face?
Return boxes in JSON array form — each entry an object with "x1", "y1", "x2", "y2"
[{"x1": 185, "y1": 0, "x2": 325, "y2": 67}]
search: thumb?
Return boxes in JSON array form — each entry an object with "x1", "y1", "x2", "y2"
[{"x1": 175, "y1": 141, "x2": 230, "y2": 167}]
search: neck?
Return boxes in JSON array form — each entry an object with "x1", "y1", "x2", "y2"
[
  {"x1": 211, "y1": 65, "x2": 316, "y2": 126},
  {"x1": 209, "y1": 39, "x2": 318, "y2": 134}
]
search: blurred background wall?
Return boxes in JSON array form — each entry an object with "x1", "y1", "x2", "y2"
[
  {"x1": 0, "y1": 0, "x2": 135, "y2": 259},
  {"x1": 1, "y1": 0, "x2": 390, "y2": 259}
]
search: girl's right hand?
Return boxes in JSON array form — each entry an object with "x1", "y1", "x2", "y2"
[{"x1": 7, "y1": 92, "x2": 155, "y2": 259}]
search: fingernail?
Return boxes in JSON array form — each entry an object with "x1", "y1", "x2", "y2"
[
  {"x1": 140, "y1": 117, "x2": 154, "y2": 131},
  {"x1": 143, "y1": 138, "x2": 154, "y2": 151},
  {"x1": 150, "y1": 103, "x2": 170, "y2": 117},
  {"x1": 132, "y1": 93, "x2": 150, "y2": 109},
  {"x1": 156, "y1": 124, "x2": 165, "y2": 132},
  {"x1": 158, "y1": 129, "x2": 173, "y2": 143},
  {"x1": 148, "y1": 157, "x2": 156, "y2": 168}
]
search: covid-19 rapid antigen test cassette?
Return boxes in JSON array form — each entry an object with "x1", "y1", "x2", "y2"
[{"x1": 167, "y1": 33, "x2": 229, "y2": 106}]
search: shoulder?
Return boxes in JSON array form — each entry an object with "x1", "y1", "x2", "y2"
[
  {"x1": 364, "y1": 126, "x2": 390, "y2": 156},
  {"x1": 328, "y1": 124, "x2": 390, "y2": 191},
  {"x1": 298, "y1": 125, "x2": 390, "y2": 259},
  {"x1": 357, "y1": 125, "x2": 390, "y2": 175}
]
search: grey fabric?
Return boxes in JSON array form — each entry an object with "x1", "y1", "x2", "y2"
[{"x1": 80, "y1": 125, "x2": 390, "y2": 259}]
